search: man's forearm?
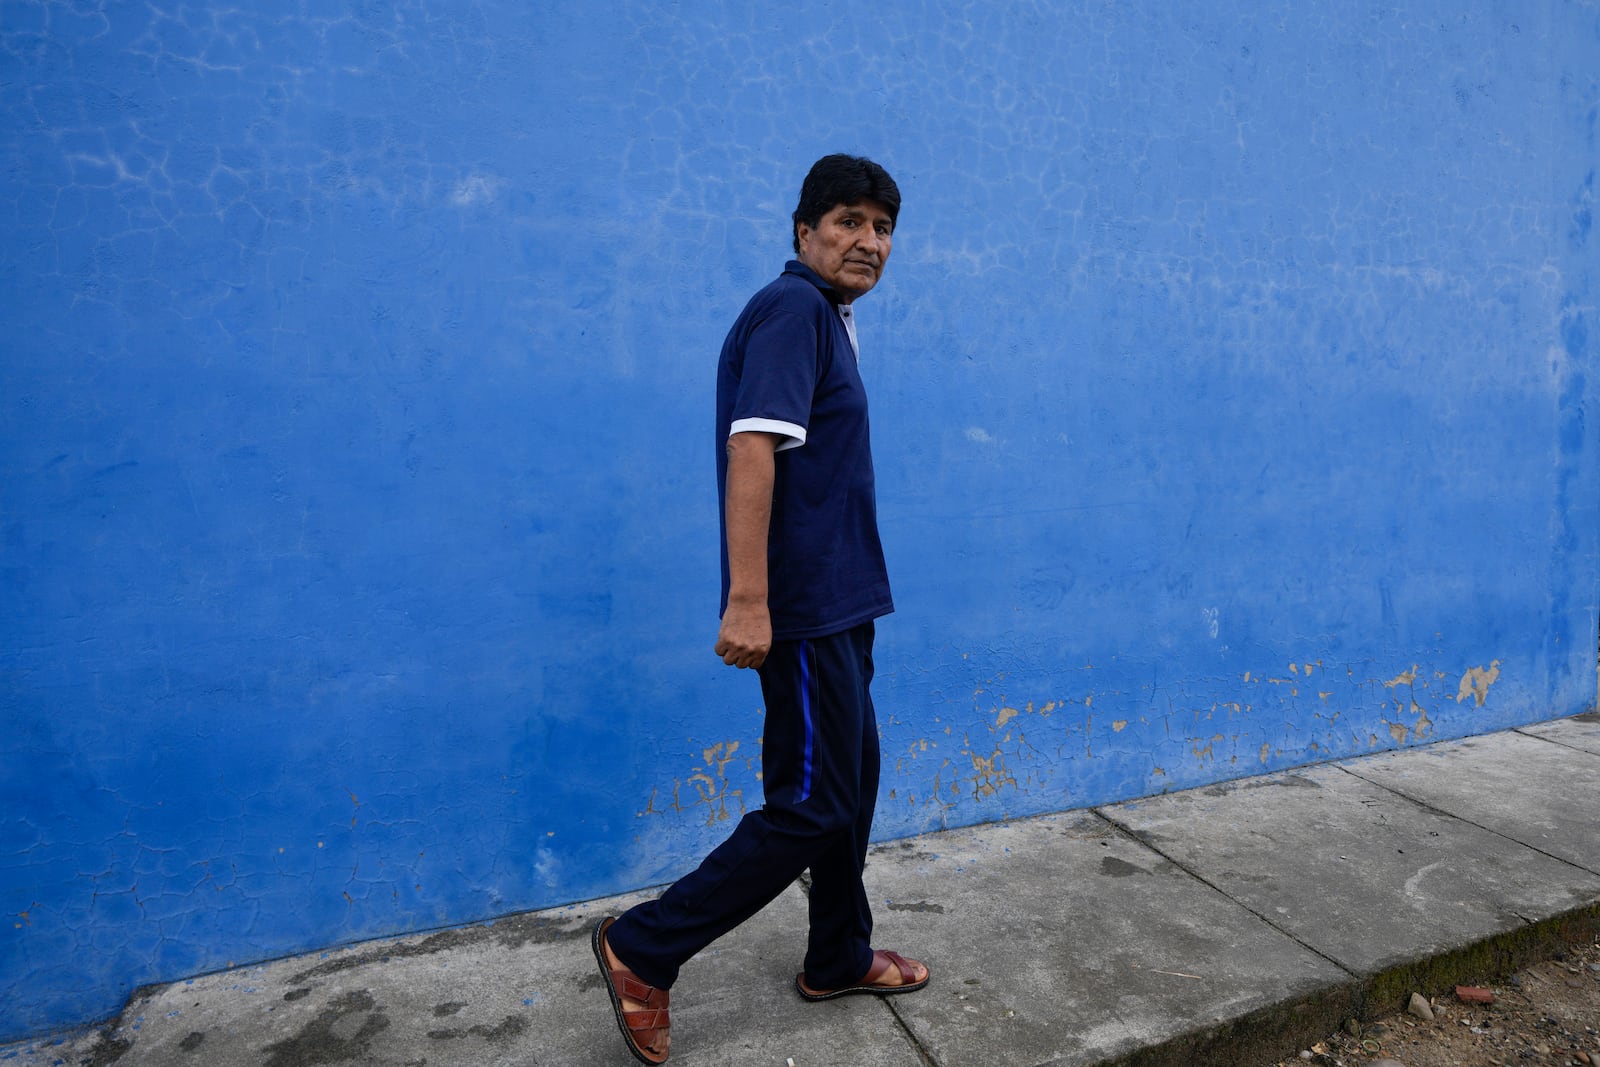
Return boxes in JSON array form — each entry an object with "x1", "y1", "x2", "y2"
[
  {"x1": 723, "y1": 433, "x2": 777, "y2": 604},
  {"x1": 715, "y1": 432, "x2": 780, "y2": 669}
]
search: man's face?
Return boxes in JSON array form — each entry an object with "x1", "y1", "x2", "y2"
[{"x1": 795, "y1": 199, "x2": 894, "y2": 303}]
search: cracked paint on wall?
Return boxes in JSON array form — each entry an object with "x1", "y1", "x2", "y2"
[
  {"x1": 874, "y1": 653, "x2": 1525, "y2": 829},
  {"x1": 3, "y1": 0, "x2": 1598, "y2": 1044},
  {"x1": 636, "y1": 739, "x2": 760, "y2": 828}
]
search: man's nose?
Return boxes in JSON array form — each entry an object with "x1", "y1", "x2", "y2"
[{"x1": 855, "y1": 229, "x2": 883, "y2": 256}]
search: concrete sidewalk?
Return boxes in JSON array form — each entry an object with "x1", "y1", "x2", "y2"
[{"x1": 8, "y1": 714, "x2": 1599, "y2": 1067}]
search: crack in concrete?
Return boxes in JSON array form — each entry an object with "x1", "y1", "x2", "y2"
[
  {"x1": 884, "y1": 995, "x2": 941, "y2": 1067},
  {"x1": 1336, "y1": 759, "x2": 1600, "y2": 878},
  {"x1": 1086, "y1": 808, "x2": 1358, "y2": 982}
]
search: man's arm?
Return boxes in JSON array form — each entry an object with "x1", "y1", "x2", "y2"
[{"x1": 714, "y1": 430, "x2": 780, "y2": 669}]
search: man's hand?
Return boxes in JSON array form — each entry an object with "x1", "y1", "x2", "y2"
[{"x1": 714, "y1": 598, "x2": 771, "y2": 669}]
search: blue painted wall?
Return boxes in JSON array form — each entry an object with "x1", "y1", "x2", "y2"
[{"x1": 3, "y1": 0, "x2": 1597, "y2": 1041}]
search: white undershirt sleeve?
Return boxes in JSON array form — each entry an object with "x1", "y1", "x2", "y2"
[{"x1": 729, "y1": 417, "x2": 806, "y2": 451}]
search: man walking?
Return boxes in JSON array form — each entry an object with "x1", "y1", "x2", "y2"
[{"x1": 593, "y1": 154, "x2": 928, "y2": 1064}]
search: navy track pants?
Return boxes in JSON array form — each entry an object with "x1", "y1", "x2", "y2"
[{"x1": 606, "y1": 621, "x2": 881, "y2": 991}]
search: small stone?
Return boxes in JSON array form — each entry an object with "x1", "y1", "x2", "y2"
[
  {"x1": 1408, "y1": 992, "x2": 1435, "y2": 1021},
  {"x1": 1298, "y1": 1051, "x2": 1313, "y2": 1061},
  {"x1": 1342, "y1": 1017, "x2": 1361, "y2": 1036}
]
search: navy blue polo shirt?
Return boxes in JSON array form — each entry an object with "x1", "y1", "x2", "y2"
[{"x1": 715, "y1": 260, "x2": 893, "y2": 640}]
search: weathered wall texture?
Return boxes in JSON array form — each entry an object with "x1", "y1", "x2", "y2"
[{"x1": 3, "y1": 0, "x2": 1597, "y2": 1042}]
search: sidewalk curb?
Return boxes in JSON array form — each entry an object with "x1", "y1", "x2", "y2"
[{"x1": 1096, "y1": 902, "x2": 1600, "y2": 1067}]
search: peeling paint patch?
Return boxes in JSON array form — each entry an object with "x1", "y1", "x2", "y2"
[
  {"x1": 1379, "y1": 664, "x2": 1435, "y2": 742},
  {"x1": 964, "y1": 741, "x2": 1017, "y2": 800},
  {"x1": 1189, "y1": 734, "x2": 1223, "y2": 762},
  {"x1": 1456, "y1": 660, "x2": 1502, "y2": 705},
  {"x1": 1384, "y1": 667, "x2": 1418, "y2": 689},
  {"x1": 639, "y1": 738, "x2": 756, "y2": 826},
  {"x1": 681, "y1": 741, "x2": 747, "y2": 824},
  {"x1": 1411, "y1": 702, "x2": 1433, "y2": 739}
]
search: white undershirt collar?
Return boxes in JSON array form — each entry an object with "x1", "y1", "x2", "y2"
[{"x1": 836, "y1": 303, "x2": 859, "y2": 362}]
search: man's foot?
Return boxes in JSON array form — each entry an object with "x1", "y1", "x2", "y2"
[
  {"x1": 592, "y1": 917, "x2": 671, "y2": 1064},
  {"x1": 794, "y1": 949, "x2": 930, "y2": 1001}
]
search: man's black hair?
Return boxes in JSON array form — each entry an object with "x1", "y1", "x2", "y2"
[{"x1": 791, "y1": 154, "x2": 901, "y2": 254}]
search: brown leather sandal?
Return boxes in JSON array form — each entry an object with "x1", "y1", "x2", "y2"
[
  {"x1": 592, "y1": 917, "x2": 671, "y2": 1064},
  {"x1": 794, "y1": 948, "x2": 930, "y2": 1001}
]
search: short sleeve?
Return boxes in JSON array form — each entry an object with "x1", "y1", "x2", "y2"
[{"x1": 728, "y1": 309, "x2": 817, "y2": 450}]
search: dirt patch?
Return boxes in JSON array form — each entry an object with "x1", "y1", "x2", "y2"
[
  {"x1": 285, "y1": 911, "x2": 588, "y2": 984},
  {"x1": 1264, "y1": 932, "x2": 1600, "y2": 1066},
  {"x1": 259, "y1": 989, "x2": 391, "y2": 1067}
]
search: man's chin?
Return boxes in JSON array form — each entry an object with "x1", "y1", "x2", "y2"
[{"x1": 841, "y1": 274, "x2": 879, "y2": 298}]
